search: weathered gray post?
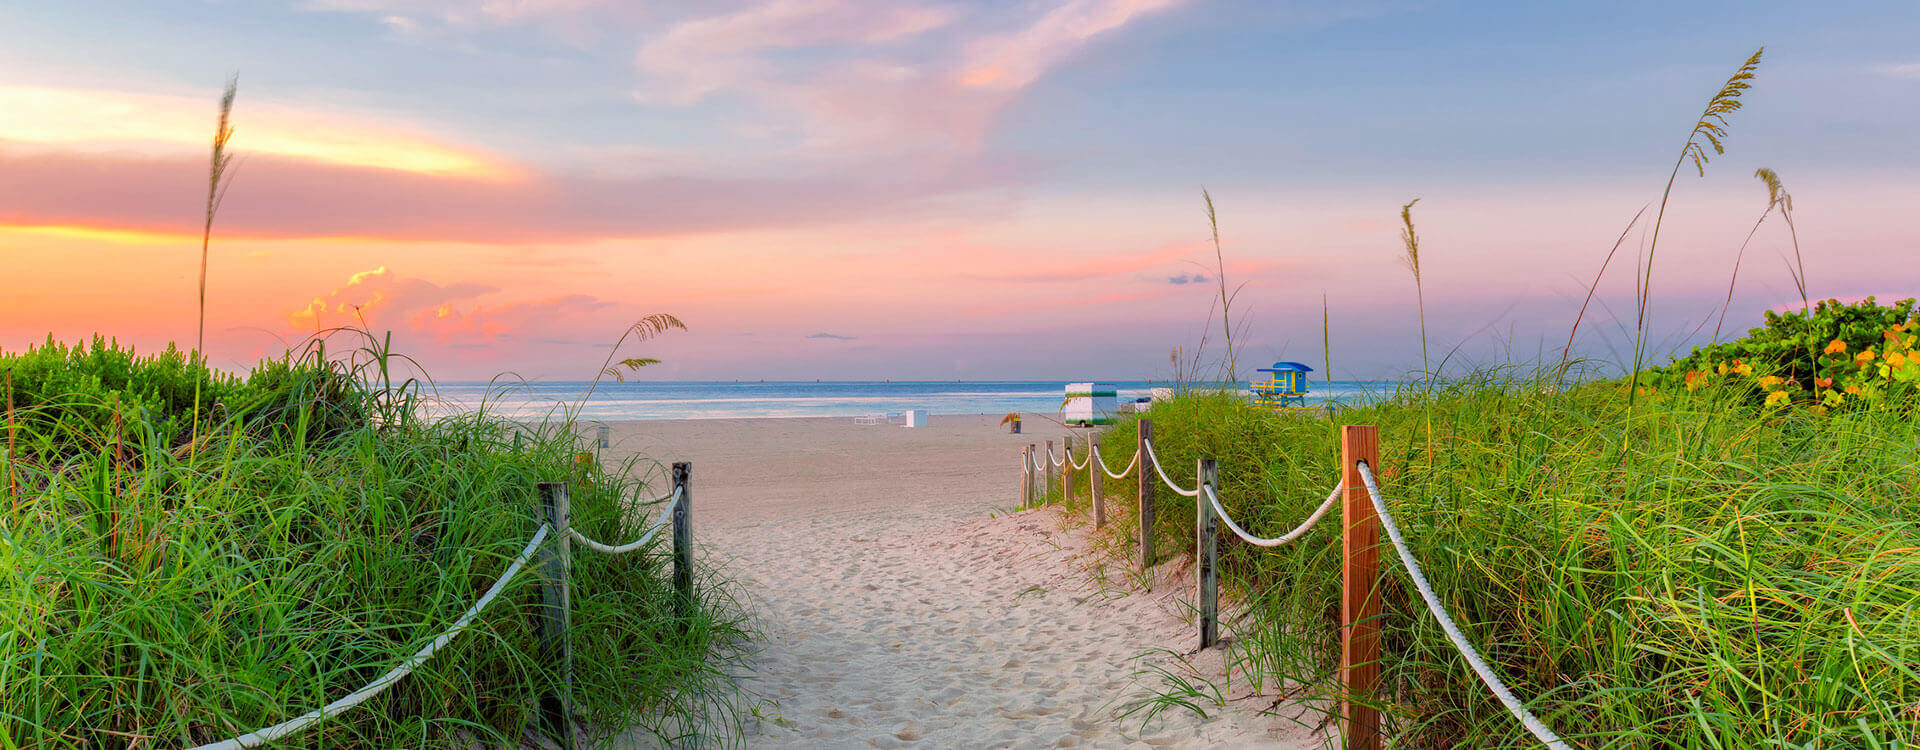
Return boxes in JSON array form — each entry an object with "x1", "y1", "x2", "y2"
[
  {"x1": 1062, "y1": 436, "x2": 1075, "y2": 507},
  {"x1": 596, "y1": 423, "x2": 610, "y2": 450},
  {"x1": 535, "y1": 481, "x2": 576, "y2": 749},
  {"x1": 1019, "y1": 446, "x2": 1031, "y2": 507},
  {"x1": 1044, "y1": 439, "x2": 1055, "y2": 504},
  {"x1": 1091, "y1": 443, "x2": 1106, "y2": 528},
  {"x1": 1196, "y1": 458, "x2": 1219, "y2": 649},
  {"x1": 1136, "y1": 419, "x2": 1155, "y2": 569},
  {"x1": 1028, "y1": 443, "x2": 1037, "y2": 506},
  {"x1": 672, "y1": 462, "x2": 694, "y2": 627}
]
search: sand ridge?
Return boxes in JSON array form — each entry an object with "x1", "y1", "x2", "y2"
[{"x1": 602, "y1": 415, "x2": 1327, "y2": 749}]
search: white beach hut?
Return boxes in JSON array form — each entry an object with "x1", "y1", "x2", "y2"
[{"x1": 1062, "y1": 383, "x2": 1118, "y2": 427}]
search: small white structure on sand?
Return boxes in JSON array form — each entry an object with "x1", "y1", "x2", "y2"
[
  {"x1": 1063, "y1": 383, "x2": 1117, "y2": 427},
  {"x1": 903, "y1": 409, "x2": 928, "y2": 427}
]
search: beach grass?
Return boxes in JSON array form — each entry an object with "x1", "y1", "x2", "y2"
[
  {"x1": 1, "y1": 335, "x2": 744, "y2": 748},
  {"x1": 1070, "y1": 372, "x2": 1919, "y2": 747}
]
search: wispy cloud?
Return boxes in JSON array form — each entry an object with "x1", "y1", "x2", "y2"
[
  {"x1": 807, "y1": 332, "x2": 857, "y2": 340},
  {"x1": 968, "y1": 242, "x2": 1199, "y2": 283},
  {"x1": 1869, "y1": 61, "x2": 1920, "y2": 80},
  {"x1": 0, "y1": 147, "x2": 1028, "y2": 242},
  {"x1": 1167, "y1": 273, "x2": 1209, "y2": 285},
  {"x1": 957, "y1": 0, "x2": 1186, "y2": 90}
]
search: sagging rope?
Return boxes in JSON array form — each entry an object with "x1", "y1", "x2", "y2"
[
  {"x1": 1355, "y1": 461, "x2": 1571, "y2": 749},
  {"x1": 1141, "y1": 438, "x2": 1200, "y2": 497},
  {"x1": 1203, "y1": 482, "x2": 1341, "y2": 548},
  {"x1": 1093, "y1": 445, "x2": 1139, "y2": 479},
  {"x1": 1070, "y1": 450, "x2": 1090, "y2": 471},
  {"x1": 1049, "y1": 446, "x2": 1064, "y2": 467},
  {"x1": 191, "y1": 524, "x2": 553, "y2": 750},
  {"x1": 569, "y1": 487, "x2": 682, "y2": 555}
]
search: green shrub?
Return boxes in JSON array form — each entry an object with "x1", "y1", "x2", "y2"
[
  {"x1": 1647, "y1": 297, "x2": 1919, "y2": 408},
  {"x1": 2, "y1": 337, "x2": 741, "y2": 748}
]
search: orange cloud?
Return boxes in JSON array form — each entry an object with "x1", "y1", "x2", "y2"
[{"x1": 0, "y1": 83, "x2": 512, "y2": 180}]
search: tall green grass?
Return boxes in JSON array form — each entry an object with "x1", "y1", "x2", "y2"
[
  {"x1": 1, "y1": 335, "x2": 743, "y2": 748},
  {"x1": 1074, "y1": 376, "x2": 1920, "y2": 747}
]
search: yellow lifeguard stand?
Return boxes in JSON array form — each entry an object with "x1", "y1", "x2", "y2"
[{"x1": 1251, "y1": 361, "x2": 1313, "y2": 408}]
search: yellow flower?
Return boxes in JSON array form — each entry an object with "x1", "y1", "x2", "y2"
[
  {"x1": 1856, "y1": 349, "x2": 1877, "y2": 366},
  {"x1": 1717, "y1": 362, "x2": 1729, "y2": 375},
  {"x1": 1889, "y1": 351, "x2": 1910, "y2": 368},
  {"x1": 1685, "y1": 370, "x2": 1710, "y2": 391},
  {"x1": 1825, "y1": 339, "x2": 1848, "y2": 354},
  {"x1": 1732, "y1": 360, "x2": 1754, "y2": 376},
  {"x1": 1765, "y1": 390, "x2": 1790, "y2": 407},
  {"x1": 1757, "y1": 375, "x2": 1784, "y2": 389},
  {"x1": 1846, "y1": 384, "x2": 1863, "y2": 395}
]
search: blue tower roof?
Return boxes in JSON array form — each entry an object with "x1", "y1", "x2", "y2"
[{"x1": 1256, "y1": 361, "x2": 1315, "y2": 373}]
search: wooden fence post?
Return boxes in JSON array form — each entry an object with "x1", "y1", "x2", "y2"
[
  {"x1": 1019, "y1": 446, "x2": 1031, "y2": 507},
  {"x1": 1196, "y1": 457, "x2": 1219, "y2": 649},
  {"x1": 535, "y1": 481, "x2": 576, "y2": 749},
  {"x1": 672, "y1": 462, "x2": 694, "y2": 628},
  {"x1": 1341, "y1": 425, "x2": 1383, "y2": 750},
  {"x1": 1028, "y1": 443, "x2": 1037, "y2": 506},
  {"x1": 1091, "y1": 441, "x2": 1106, "y2": 528},
  {"x1": 1063, "y1": 436, "x2": 1075, "y2": 507},
  {"x1": 1136, "y1": 419, "x2": 1155, "y2": 569},
  {"x1": 596, "y1": 423, "x2": 610, "y2": 450},
  {"x1": 1044, "y1": 439, "x2": 1055, "y2": 503}
]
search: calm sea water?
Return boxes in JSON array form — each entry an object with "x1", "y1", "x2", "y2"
[{"x1": 426, "y1": 380, "x2": 1388, "y2": 421}]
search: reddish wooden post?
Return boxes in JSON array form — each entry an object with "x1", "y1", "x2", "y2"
[
  {"x1": 1341, "y1": 425, "x2": 1383, "y2": 750},
  {"x1": 1136, "y1": 419, "x2": 1155, "y2": 569}
]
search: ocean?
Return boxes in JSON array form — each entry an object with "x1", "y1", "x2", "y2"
[{"x1": 425, "y1": 380, "x2": 1389, "y2": 421}]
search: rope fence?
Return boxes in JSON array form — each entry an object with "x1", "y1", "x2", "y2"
[
  {"x1": 1358, "y1": 460, "x2": 1571, "y2": 749},
  {"x1": 192, "y1": 525, "x2": 553, "y2": 750},
  {"x1": 1019, "y1": 419, "x2": 1569, "y2": 749},
  {"x1": 192, "y1": 461, "x2": 695, "y2": 750}
]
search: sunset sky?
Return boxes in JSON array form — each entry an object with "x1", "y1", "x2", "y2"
[{"x1": 2, "y1": 0, "x2": 1916, "y2": 381}]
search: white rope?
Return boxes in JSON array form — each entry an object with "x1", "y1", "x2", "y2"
[
  {"x1": 1049, "y1": 447, "x2": 1063, "y2": 467},
  {"x1": 640, "y1": 486, "x2": 676, "y2": 504},
  {"x1": 569, "y1": 488, "x2": 681, "y2": 555},
  {"x1": 1141, "y1": 439, "x2": 1200, "y2": 497},
  {"x1": 1094, "y1": 445, "x2": 1139, "y2": 479},
  {"x1": 1070, "y1": 451, "x2": 1090, "y2": 471},
  {"x1": 1355, "y1": 461, "x2": 1571, "y2": 749},
  {"x1": 192, "y1": 524, "x2": 553, "y2": 750},
  {"x1": 1203, "y1": 482, "x2": 1341, "y2": 547}
]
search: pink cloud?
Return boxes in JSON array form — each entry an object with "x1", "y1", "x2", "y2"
[
  {"x1": 0, "y1": 144, "x2": 1029, "y2": 242},
  {"x1": 287, "y1": 267, "x2": 626, "y2": 357},
  {"x1": 965, "y1": 242, "x2": 1203, "y2": 283},
  {"x1": 411, "y1": 294, "x2": 614, "y2": 344},
  {"x1": 958, "y1": 0, "x2": 1187, "y2": 90},
  {"x1": 632, "y1": 0, "x2": 1190, "y2": 149},
  {"x1": 635, "y1": 0, "x2": 954, "y2": 105}
]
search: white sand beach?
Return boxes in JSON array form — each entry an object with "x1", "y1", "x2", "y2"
[{"x1": 602, "y1": 415, "x2": 1328, "y2": 749}]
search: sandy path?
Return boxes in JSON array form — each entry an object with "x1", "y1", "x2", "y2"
[{"x1": 602, "y1": 416, "x2": 1326, "y2": 749}]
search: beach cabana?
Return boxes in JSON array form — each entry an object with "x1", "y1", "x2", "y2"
[{"x1": 1251, "y1": 362, "x2": 1313, "y2": 408}]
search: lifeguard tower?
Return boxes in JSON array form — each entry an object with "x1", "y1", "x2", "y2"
[{"x1": 1251, "y1": 362, "x2": 1313, "y2": 408}]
